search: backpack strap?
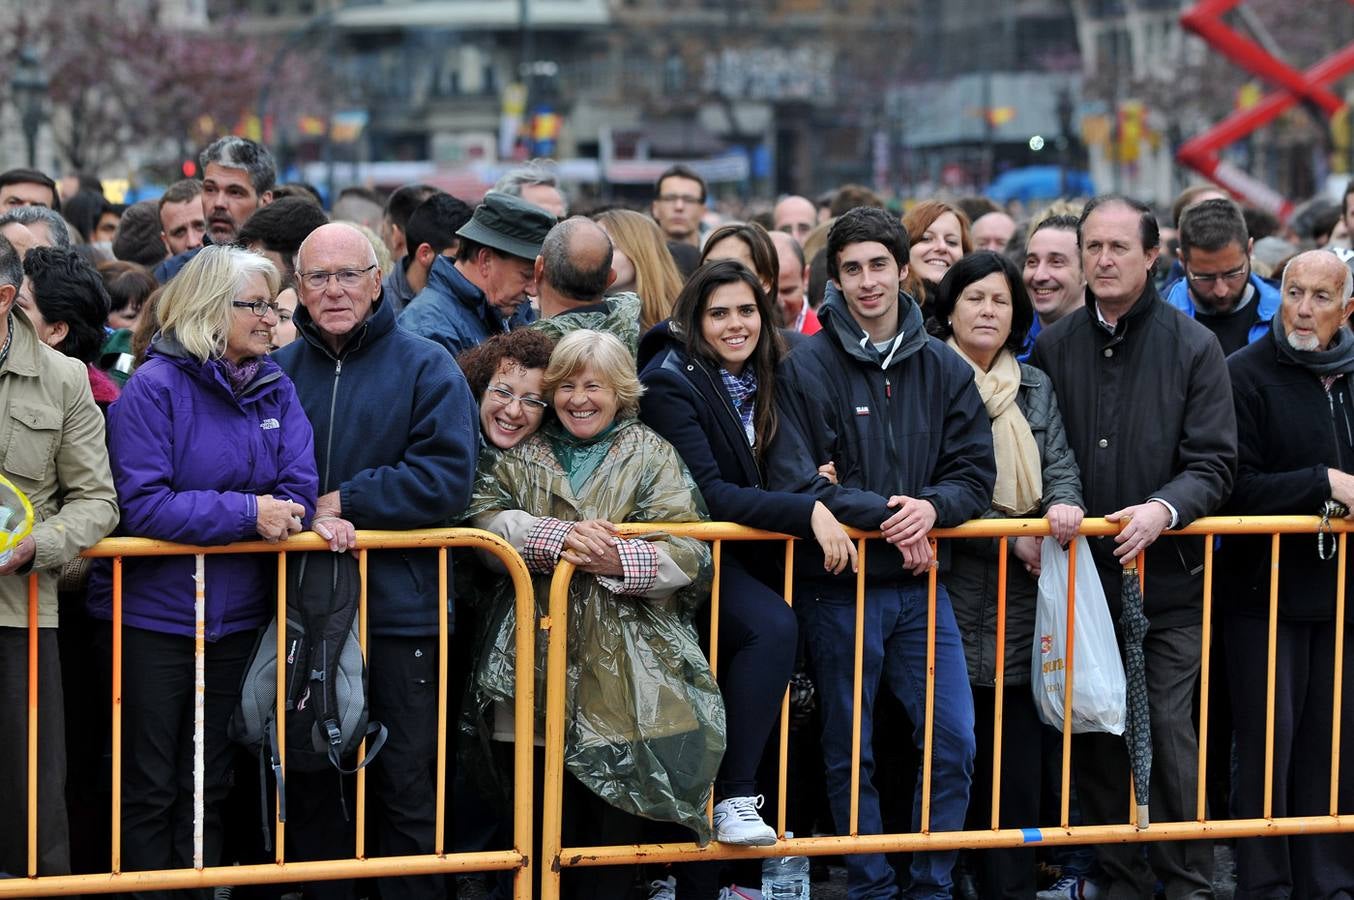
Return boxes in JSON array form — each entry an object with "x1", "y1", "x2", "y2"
[{"x1": 329, "y1": 720, "x2": 388, "y2": 775}]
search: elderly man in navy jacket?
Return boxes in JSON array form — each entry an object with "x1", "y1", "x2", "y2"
[
  {"x1": 275, "y1": 223, "x2": 477, "y2": 900},
  {"x1": 1221, "y1": 249, "x2": 1354, "y2": 897}
]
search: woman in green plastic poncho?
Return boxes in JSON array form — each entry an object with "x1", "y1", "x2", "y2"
[{"x1": 467, "y1": 329, "x2": 723, "y2": 898}]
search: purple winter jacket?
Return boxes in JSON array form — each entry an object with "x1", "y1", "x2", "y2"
[{"x1": 86, "y1": 338, "x2": 319, "y2": 640}]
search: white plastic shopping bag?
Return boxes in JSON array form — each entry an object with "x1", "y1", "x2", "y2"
[{"x1": 1031, "y1": 536, "x2": 1126, "y2": 734}]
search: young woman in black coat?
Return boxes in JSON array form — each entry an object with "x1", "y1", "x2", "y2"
[{"x1": 637, "y1": 259, "x2": 856, "y2": 848}]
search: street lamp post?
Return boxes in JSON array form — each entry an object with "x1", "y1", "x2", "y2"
[{"x1": 10, "y1": 49, "x2": 48, "y2": 169}]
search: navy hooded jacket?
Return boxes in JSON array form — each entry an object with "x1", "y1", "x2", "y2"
[
  {"x1": 637, "y1": 320, "x2": 818, "y2": 542},
  {"x1": 765, "y1": 284, "x2": 996, "y2": 585},
  {"x1": 274, "y1": 291, "x2": 478, "y2": 636}
]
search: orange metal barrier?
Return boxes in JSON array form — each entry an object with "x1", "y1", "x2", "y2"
[
  {"x1": 538, "y1": 516, "x2": 1354, "y2": 897},
  {"x1": 10, "y1": 516, "x2": 1354, "y2": 896},
  {"x1": 0, "y1": 529, "x2": 536, "y2": 898}
]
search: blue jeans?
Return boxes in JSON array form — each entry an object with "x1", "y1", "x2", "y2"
[{"x1": 800, "y1": 581, "x2": 975, "y2": 900}]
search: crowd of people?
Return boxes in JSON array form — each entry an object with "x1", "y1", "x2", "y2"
[{"x1": 1, "y1": 134, "x2": 1354, "y2": 900}]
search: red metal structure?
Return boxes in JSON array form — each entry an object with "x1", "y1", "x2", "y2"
[{"x1": 1177, "y1": 0, "x2": 1354, "y2": 220}]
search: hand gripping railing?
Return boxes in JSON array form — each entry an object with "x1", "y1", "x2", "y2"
[
  {"x1": 537, "y1": 516, "x2": 1354, "y2": 897},
  {"x1": 1, "y1": 529, "x2": 537, "y2": 899}
]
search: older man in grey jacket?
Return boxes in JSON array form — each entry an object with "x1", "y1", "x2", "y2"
[{"x1": 0, "y1": 233, "x2": 118, "y2": 877}]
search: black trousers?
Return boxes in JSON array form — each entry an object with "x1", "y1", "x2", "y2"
[
  {"x1": 288, "y1": 634, "x2": 445, "y2": 900},
  {"x1": 1226, "y1": 614, "x2": 1354, "y2": 900},
  {"x1": 1072, "y1": 620, "x2": 1214, "y2": 900},
  {"x1": 103, "y1": 624, "x2": 256, "y2": 900},
  {"x1": 0, "y1": 626, "x2": 69, "y2": 878},
  {"x1": 966, "y1": 684, "x2": 1044, "y2": 900},
  {"x1": 710, "y1": 556, "x2": 798, "y2": 799}
]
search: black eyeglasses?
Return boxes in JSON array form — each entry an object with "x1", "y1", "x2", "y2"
[
  {"x1": 486, "y1": 385, "x2": 549, "y2": 412},
  {"x1": 232, "y1": 299, "x2": 282, "y2": 318},
  {"x1": 299, "y1": 265, "x2": 377, "y2": 291},
  {"x1": 1186, "y1": 265, "x2": 1248, "y2": 286}
]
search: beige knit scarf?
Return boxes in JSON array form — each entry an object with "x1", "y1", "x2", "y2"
[{"x1": 946, "y1": 338, "x2": 1042, "y2": 515}]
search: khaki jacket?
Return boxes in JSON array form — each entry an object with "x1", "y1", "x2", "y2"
[{"x1": 0, "y1": 310, "x2": 118, "y2": 628}]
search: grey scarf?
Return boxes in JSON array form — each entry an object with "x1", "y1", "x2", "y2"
[{"x1": 1272, "y1": 315, "x2": 1354, "y2": 376}]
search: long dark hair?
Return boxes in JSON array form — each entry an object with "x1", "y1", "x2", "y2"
[
  {"x1": 670, "y1": 260, "x2": 785, "y2": 460},
  {"x1": 926, "y1": 250, "x2": 1034, "y2": 354}
]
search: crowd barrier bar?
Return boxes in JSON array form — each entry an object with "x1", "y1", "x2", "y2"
[
  {"x1": 539, "y1": 515, "x2": 1354, "y2": 895},
  {"x1": 2, "y1": 528, "x2": 536, "y2": 899}
]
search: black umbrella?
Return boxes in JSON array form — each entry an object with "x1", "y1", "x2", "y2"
[{"x1": 1120, "y1": 557, "x2": 1152, "y2": 828}]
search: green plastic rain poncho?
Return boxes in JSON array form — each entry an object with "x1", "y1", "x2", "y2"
[{"x1": 468, "y1": 415, "x2": 723, "y2": 840}]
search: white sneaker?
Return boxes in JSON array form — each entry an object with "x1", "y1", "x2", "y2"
[
  {"x1": 712, "y1": 795, "x2": 778, "y2": 846},
  {"x1": 1037, "y1": 874, "x2": 1102, "y2": 899},
  {"x1": 648, "y1": 875, "x2": 677, "y2": 900},
  {"x1": 718, "y1": 886, "x2": 764, "y2": 899}
]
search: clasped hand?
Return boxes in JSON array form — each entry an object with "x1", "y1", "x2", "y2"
[
  {"x1": 881, "y1": 495, "x2": 937, "y2": 575},
  {"x1": 560, "y1": 519, "x2": 625, "y2": 577}
]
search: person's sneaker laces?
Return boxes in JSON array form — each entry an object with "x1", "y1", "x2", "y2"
[
  {"x1": 712, "y1": 795, "x2": 778, "y2": 846},
  {"x1": 648, "y1": 875, "x2": 677, "y2": 900},
  {"x1": 718, "y1": 886, "x2": 763, "y2": 899},
  {"x1": 1037, "y1": 874, "x2": 1102, "y2": 899}
]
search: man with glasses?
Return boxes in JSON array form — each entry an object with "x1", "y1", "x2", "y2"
[
  {"x1": 274, "y1": 223, "x2": 477, "y2": 900},
  {"x1": 651, "y1": 164, "x2": 707, "y2": 248},
  {"x1": 400, "y1": 192, "x2": 554, "y2": 358},
  {"x1": 1165, "y1": 197, "x2": 1280, "y2": 355}
]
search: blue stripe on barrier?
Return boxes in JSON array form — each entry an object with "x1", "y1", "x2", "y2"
[{"x1": 1021, "y1": 828, "x2": 1043, "y2": 843}]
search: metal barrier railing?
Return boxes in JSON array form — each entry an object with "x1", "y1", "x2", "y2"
[
  {"x1": 1, "y1": 528, "x2": 537, "y2": 899},
  {"x1": 538, "y1": 516, "x2": 1354, "y2": 896},
  {"x1": 10, "y1": 516, "x2": 1354, "y2": 896}
]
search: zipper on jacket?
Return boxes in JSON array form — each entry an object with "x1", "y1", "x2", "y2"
[
  {"x1": 1327, "y1": 382, "x2": 1354, "y2": 473},
  {"x1": 322, "y1": 358, "x2": 343, "y2": 492},
  {"x1": 882, "y1": 374, "x2": 899, "y2": 484}
]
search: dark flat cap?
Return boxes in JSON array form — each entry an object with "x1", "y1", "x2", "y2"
[
  {"x1": 456, "y1": 191, "x2": 556, "y2": 260},
  {"x1": 112, "y1": 200, "x2": 168, "y2": 267}
]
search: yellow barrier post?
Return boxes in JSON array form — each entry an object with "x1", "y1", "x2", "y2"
[
  {"x1": 540, "y1": 560, "x2": 576, "y2": 900},
  {"x1": 920, "y1": 538, "x2": 939, "y2": 833},
  {"x1": 1197, "y1": 537, "x2": 1214, "y2": 822},
  {"x1": 355, "y1": 548, "x2": 369, "y2": 860},
  {"x1": 27, "y1": 573, "x2": 37, "y2": 877},
  {"x1": 1264, "y1": 533, "x2": 1280, "y2": 819},
  {"x1": 1059, "y1": 539, "x2": 1078, "y2": 829},
  {"x1": 849, "y1": 537, "x2": 868, "y2": 836},
  {"x1": 777, "y1": 539, "x2": 794, "y2": 839},
  {"x1": 111, "y1": 557, "x2": 123, "y2": 874},
  {"x1": 435, "y1": 547, "x2": 448, "y2": 855},
  {"x1": 274, "y1": 552, "x2": 287, "y2": 863},
  {"x1": 1334, "y1": 533, "x2": 1348, "y2": 816},
  {"x1": 991, "y1": 538, "x2": 1008, "y2": 831}
]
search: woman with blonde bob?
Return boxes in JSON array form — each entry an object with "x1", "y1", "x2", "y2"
[
  {"x1": 468, "y1": 329, "x2": 723, "y2": 898},
  {"x1": 87, "y1": 244, "x2": 318, "y2": 879},
  {"x1": 593, "y1": 208, "x2": 684, "y2": 333}
]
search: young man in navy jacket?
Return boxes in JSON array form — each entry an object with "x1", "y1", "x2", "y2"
[{"x1": 767, "y1": 207, "x2": 996, "y2": 900}]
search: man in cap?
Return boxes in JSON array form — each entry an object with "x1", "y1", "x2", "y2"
[{"x1": 399, "y1": 192, "x2": 555, "y2": 358}]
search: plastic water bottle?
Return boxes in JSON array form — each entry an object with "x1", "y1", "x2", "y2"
[
  {"x1": 761, "y1": 831, "x2": 810, "y2": 899},
  {"x1": 0, "y1": 508, "x2": 18, "y2": 567}
]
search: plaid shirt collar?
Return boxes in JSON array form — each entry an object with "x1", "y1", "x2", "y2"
[{"x1": 718, "y1": 366, "x2": 757, "y2": 446}]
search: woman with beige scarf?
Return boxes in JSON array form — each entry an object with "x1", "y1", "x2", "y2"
[{"x1": 927, "y1": 250, "x2": 1085, "y2": 899}]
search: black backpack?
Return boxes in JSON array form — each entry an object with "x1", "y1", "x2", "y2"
[{"x1": 231, "y1": 550, "x2": 387, "y2": 839}]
